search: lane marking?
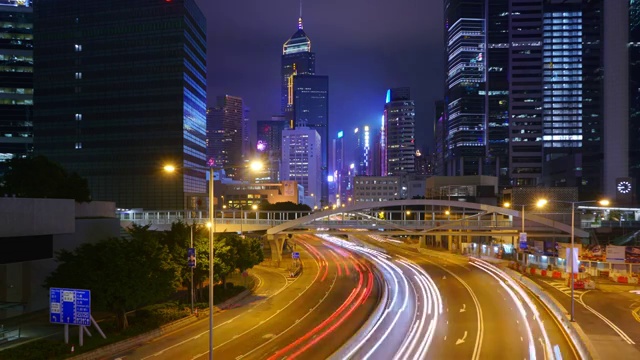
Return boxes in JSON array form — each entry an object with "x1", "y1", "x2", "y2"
[
  {"x1": 460, "y1": 304, "x2": 466, "y2": 313},
  {"x1": 456, "y1": 331, "x2": 468, "y2": 345}
]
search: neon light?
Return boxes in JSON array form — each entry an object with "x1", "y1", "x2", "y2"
[
  {"x1": 337, "y1": 131, "x2": 344, "y2": 138},
  {"x1": 386, "y1": 89, "x2": 391, "y2": 103}
]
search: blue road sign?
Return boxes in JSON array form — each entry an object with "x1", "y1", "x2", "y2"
[
  {"x1": 292, "y1": 252, "x2": 300, "y2": 259},
  {"x1": 50, "y1": 288, "x2": 91, "y2": 326},
  {"x1": 187, "y1": 247, "x2": 196, "y2": 268}
]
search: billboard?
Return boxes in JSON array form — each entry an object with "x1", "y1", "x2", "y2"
[
  {"x1": 606, "y1": 245, "x2": 626, "y2": 264},
  {"x1": 626, "y1": 247, "x2": 640, "y2": 263}
]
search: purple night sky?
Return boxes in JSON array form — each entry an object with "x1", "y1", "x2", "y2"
[{"x1": 194, "y1": 0, "x2": 444, "y2": 154}]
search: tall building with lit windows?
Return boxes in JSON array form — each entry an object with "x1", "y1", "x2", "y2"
[
  {"x1": 208, "y1": 95, "x2": 244, "y2": 179},
  {"x1": 33, "y1": 0, "x2": 207, "y2": 210},
  {"x1": 0, "y1": 1, "x2": 33, "y2": 175},
  {"x1": 281, "y1": 127, "x2": 321, "y2": 208},
  {"x1": 384, "y1": 88, "x2": 415, "y2": 175},
  {"x1": 630, "y1": 0, "x2": 640, "y2": 201},
  {"x1": 281, "y1": 16, "x2": 315, "y2": 119},
  {"x1": 441, "y1": 0, "x2": 625, "y2": 198}
]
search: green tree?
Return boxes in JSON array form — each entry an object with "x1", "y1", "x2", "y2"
[
  {"x1": 44, "y1": 232, "x2": 180, "y2": 330},
  {"x1": 0, "y1": 155, "x2": 91, "y2": 202}
]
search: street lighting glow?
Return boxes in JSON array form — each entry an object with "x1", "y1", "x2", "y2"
[
  {"x1": 503, "y1": 202, "x2": 511, "y2": 208},
  {"x1": 163, "y1": 164, "x2": 176, "y2": 172},
  {"x1": 206, "y1": 222, "x2": 212, "y2": 228},
  {"x1": 249, "y1": 160, "x2": 264, "y2": 172},
  {"x1": 445, "y1": 210, "x2": 450, "y2": 216},
  {"x1": 536, "y1": 199, "x2": 548, "y2": 208},
  {"x1": 406, "y1": 210, "x2": 411, "y2": 215},
  {"x1": 251, "y1": 204, "x2": 258, "y2": 210},
  {"x1": 599, "y1": 199, "x2": 610, "y2": 206}
]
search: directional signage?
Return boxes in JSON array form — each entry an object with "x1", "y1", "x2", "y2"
[
  {"x1": 187, "y1": 247, "x2": 196, "y2": 268},
  {"x1": 50, "y1": 288, "x2": 91, "y2": 326},
  {"x1": 292, "y1": 252, "x2": 300, "y2": 259}
]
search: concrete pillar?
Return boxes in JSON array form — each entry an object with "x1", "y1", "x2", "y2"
[
  {"x1": 419, "y1": 235, "x2": 426, "y2": 248},
  {"x1": 447, "y1": 236, "x2": 453, "y2": 252},
  {"x1": 266, "y1": 234, "x2": 285, "y2": 267}
]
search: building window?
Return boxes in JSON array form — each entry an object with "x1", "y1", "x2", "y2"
[
  {"x1": 75, "y1": 142, "x2": 82, "y2": 149},
  {"x1": 75, "y1": 113, "x2": 82, "y2": 121},
  {"x1": 74, "y1": 44, "x2": 82, "y2": 52},
  {"x1": 75, "y1": 72, "x2": 82, "y2": 80}
]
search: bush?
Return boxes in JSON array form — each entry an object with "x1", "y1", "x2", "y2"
[
  {"x1": 226, "y1": 282, "x2": 234, "y2": 289},
  {"x1": 0, "y1": 339, "x2": 69, "y2": 360}
]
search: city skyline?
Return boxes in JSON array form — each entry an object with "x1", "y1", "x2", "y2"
[{"x1": 195, "y1": 0, "x2": 443, "y2": 152}]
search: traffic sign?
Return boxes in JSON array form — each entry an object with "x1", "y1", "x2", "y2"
[
  {"x1": 187, "y1": 247, "x2": 196, "y2": 268},
  {"x1": 519, "y1": 232, "x2": 528, "y2": 250},
  {"x1": 292, "y1": 252, "x2": 300, "y2": 259},
  {"x1": 50, "y1": 288, "x2": 91, "y2": 326}
]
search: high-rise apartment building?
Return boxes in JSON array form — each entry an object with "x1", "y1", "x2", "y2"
[
  {"x1": 33, "y1": 0, "x2": 207, "y2": 210},
  {"x1": 384, "y1": 87, "x2": 416, "y2": 175},
  {"x1": 208, "y1": 95, "x2": 244, "y2": 179},
  {"x1": 281, "y1": 16, "x2": 315, "y2": 119},
  {"x1": 354, "y1": 126, "x2": 372, "y2": 176},
  {"x1": 0, "y1": 1, "x2": 33, "y2": 174},
  {"x1": 281, "y1": 127, "x2": 321, "y2": 208}
]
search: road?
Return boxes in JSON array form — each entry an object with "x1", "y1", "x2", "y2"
[
  {"x1": 529, "y1": 273, "x2": 640, "y2": 358},
  {"x1": 110, "y1": 234, "x2": 381, "y2": 360},
  {"x1": 334, "y1": 234, "x2": 579, "y2": 360}
]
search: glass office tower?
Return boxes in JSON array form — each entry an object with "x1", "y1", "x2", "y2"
[
  {"x1": 0, "y1": 1, "x2": 33, "y2": 175},
  {"x1": 33, "y1": 0, "x2": 207, "y2": 210},
  {"x1": 281, "y1": 17, "x2": 315, "y2": 120}
]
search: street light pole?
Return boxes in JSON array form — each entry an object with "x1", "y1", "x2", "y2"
[
  {"x1": 190, "y1": 224, "x2": 194, "y2": 315},
  {"x1": 208, "y1": 166, "x2": 214, "y2": 360}
]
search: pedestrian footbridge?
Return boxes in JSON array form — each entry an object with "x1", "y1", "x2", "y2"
[{"x1": 119, "y1": 200, "x2": 587, "y2": 263}]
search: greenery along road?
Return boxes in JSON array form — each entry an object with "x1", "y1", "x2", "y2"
[{"x1": 44, "y1": 223, "x2": 264, "y2": 330}]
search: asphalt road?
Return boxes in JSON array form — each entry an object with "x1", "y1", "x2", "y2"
[
  {"x1": 530, "y1": 274, "x2": 640, "y2": 358},
  {"x1": 341, "y1": 234, "x2": 579, "y2": 360},
  {"x1": 109, "y1": 234, "x2": 380, "y2": 360}
]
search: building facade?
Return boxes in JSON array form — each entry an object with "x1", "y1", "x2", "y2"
[
  {"x1": 256, "y1": 115, "x2": 287, "y2": 183},
  {"x1": 281, "y1": 127, "x2": 321, "y2": 208},
  {"x1": 293, "y1": 74, "x2": 329, "y2": 205},
  {"x1": 0, "y1": 1, "x2": 33, "y2": 174},
  {"x1": 33, "y1": 0, "x2": 207, "y2": 210},
  {"x1": 281, "y1": 16, "x2": 315, "y2": 120},
  {"x1": 353, "y1": 176, "x2": 400, "y2": 203},
  {"x1": 384, "y1": 87, "x2": 416, "y2": 175},
  {"x1": 208, "y1": 95, "x2": 244, "y2": 179}
]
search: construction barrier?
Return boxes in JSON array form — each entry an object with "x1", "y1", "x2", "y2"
[
  {"x1": 552, "y1": 271, "x2": 562, "y2": 279},
  {"x1": 617, "y1": 276, "x2": 629, "y2": 284},
  {"x1": 541, "y1": 270, "x2": 547, "y2": 277},
  {"x1": 530, "y1": 268, "x2": 537, "y2": 275}
]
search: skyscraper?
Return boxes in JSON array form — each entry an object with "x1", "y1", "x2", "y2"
[
  {"x1": 281, "y1": 14, "x2": 315, "y2": 120},
  {"x1": 256, "y1": 115, "x2": 287, "y2": 182},
  {"x1": 384, "y1": 87, "x2": 416, "y2": 175},
  {"x1": 630, "y1": 0, "x2": 640, "y2": 201},
  {"x1": 208, "y1": 95, "x2": 244, "y2": 179},
  {"x1": 33, "y1": 0, "x2": 207, "y2": 210},
  {"x1": 281, "y1": 127, "x2": 321, "y2": 208},
  {"x1": 0, "y1": 1, "x2": 33, "y2": 174},
  {"x1": 441, "y1": 0, "x2": 622, "y2": 199}
]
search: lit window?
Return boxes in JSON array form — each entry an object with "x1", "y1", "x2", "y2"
[
  {"x1": 74, "y1": 44, "x2": 82, "y2": 52},
  {"x1": 75, "y1": 114, "x2": 82, "y2": 121}
]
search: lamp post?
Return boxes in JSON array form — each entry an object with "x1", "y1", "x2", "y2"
[
  {"x1": 537, "y1": 198, "x2": 609, "y2": 322},
  {"x1": 164, "y1": 160, "x2": 263, "y2": 360},
  {"x1": 503, "y1": 200, "x2": 547, "y2": 262}
]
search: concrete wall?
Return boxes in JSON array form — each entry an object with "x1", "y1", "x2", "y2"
[{"x1": 0, "y1": 198, "x2": 75, "y2": 237}]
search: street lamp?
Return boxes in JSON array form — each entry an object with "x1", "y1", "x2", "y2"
[
  {"x1": 537, "y1": 198, "x2": 609, "y2": 322},
  {"x1": 163, "y1": 160, "x2": 263, "y2": 360}
]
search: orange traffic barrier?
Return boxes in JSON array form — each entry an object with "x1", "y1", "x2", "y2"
[
  {"x1": 541, "y1": 270, "x2": 547, "y2": 277},
  {"x1": 530, "y1": 268, "x2": 537, "y2": 275},
  {"x1": 617, "y1": 276, "x2": 629, "y2": 284},
  {"x1": 552, "y1": 271, "x2": 562, "y2": 279}
]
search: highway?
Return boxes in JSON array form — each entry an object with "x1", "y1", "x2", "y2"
[
  {"x1": 333, "y1": 233, "x2": 579, "y2": 360},
  {"x1": 109, "y1": 234, "x2": 381, "y2": 360}
]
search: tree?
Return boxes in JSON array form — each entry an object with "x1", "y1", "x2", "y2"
[
  {"x1": 44, "y1": 231, "x2": 180, "y2": 330},
  {"x1": 0, "y1": 156, "x2": 91, "y2": 202}
]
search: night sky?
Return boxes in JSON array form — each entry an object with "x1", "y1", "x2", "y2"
[{"x1": 194, "y1": 0, "x2": 444, "y2": 155}]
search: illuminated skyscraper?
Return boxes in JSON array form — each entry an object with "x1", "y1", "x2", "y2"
[
  {"x1": 256, "y1": 115, "x2": 287, "y2": 182},
  {"x1": 384, "y1": 88, "x2": 416, "y2": 175},
  {"x1": 208, "y1": 95, "x2": 244, "y2": 179},
  {"x1": 281, "y1": 127, "x2": 321, "y2": 208},
  {"x1": 281, "y1": 14, "x2": 315, "y2": 119},
  {"x1": 33, "y1": 0, "x2": 207, "y2": 210},
  {"x1": 0, "y1": 1, "x2": 33, "y2": 174}
]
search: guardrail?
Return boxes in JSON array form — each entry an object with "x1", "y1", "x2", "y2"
[{"x1": 0, "y1": 325, "x2": 20, "y2": 344}]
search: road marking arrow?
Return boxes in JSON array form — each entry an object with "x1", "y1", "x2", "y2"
[
  {"x1": 459, "y1": 304, "x2": 466, "y2": 313},
  {"x1": 456, "y1": 331, "x2": 467, "y2": 345}
]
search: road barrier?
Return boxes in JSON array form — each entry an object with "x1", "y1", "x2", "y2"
[{"x1": 502, "y1": 268, "x2": 596, "y2": 360}]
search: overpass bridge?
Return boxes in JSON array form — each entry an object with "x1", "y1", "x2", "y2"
[{"x1": 119, "y1": 200, "x2": 588, "y2": 263}]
